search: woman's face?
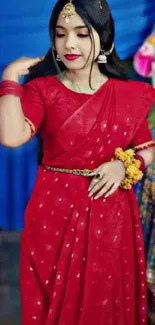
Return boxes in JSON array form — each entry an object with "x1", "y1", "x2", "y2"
[{"x1": 54, "y1": 12, "x2": 100, "y2": 70}]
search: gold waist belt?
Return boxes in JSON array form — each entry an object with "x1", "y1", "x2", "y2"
[{"x1": 45, "y1": 166, "x2": 93, "y2": 177}]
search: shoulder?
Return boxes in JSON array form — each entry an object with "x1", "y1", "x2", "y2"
[
  {"x1": 114, "y1": 79, "x2": 155, "y2": 98},
  {"x1": 114, "y1": 79, "x2": 155, "y2": 117},
  {"x1": 23, "y1": 75, "x2": 60, "y2": 96}
]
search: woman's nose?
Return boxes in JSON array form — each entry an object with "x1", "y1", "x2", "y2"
[{"x1": 65, "y1": 35, "x2": 76, "y2": 51}]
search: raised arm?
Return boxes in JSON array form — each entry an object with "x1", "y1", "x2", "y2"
[{"x1": 0, "y1": 56, "x2": 43, "y2": 147}]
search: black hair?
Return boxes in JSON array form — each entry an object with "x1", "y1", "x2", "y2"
[{"x1": 26, "y1": 0, "x2": 128, "y2": 82}]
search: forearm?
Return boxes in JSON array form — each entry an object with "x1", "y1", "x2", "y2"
[
  {"x1": 0, "y1": 71, "x2": 31, "y2": 147},
  {"x1": 0, "y1": 94, "x2": 30, "y2": 147}
]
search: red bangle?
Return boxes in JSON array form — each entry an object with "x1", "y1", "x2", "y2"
[
  {"x1": 0, "y1": 80, "x2": 23, "y2": 99},
  {"x1": 24, "y1": 117, "x2": 35, "y2": 139},
  {"x1": 134, "y1": 141, "x2": 155, "y2": 151},
  {"x1": 135, "y1": 154, "x2": 146, "y2": 171}
]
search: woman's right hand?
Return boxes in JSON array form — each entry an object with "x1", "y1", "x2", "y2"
[{"x1": 2, "y1": 56, "x2": 44, "y2": 82}]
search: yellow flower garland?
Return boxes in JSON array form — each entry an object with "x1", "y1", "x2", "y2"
[{"x1": 114, "y1": 148, "x2": 143, "y2": 190}]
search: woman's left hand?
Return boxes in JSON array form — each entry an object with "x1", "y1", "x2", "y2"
[{"x1": 88, "y1": 160, "x2": 125, "y2": 199}]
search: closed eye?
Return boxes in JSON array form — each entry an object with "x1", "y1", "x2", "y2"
[
  {"x1": 56, "y1": 33, "x2": 89, "y2": 38},
  {"x1": 78, "y1": 34, "x2": 89, "y2": 38},
  {"x1": 56, "y1": 34, "x2": 65, "y2": 38}
]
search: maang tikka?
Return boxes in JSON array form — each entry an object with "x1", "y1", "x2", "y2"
[
  {"x1": 60, "y1": 0, "x2": 76, "y2": 23},
  {"x1": 60, "y1": 0, "x2": 103, "y2": 24}
]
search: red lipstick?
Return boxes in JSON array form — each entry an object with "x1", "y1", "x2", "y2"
[{"x1": 65, "y1": 54, "x2": 81, "y2": 61}]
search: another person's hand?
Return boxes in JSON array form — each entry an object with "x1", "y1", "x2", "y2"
[
  {"x1": 88, "y1": 160, "x2": 125, "y2": 199},
  {"x1": 2, "y1": 56, "x2": 44, "y2": 82}
]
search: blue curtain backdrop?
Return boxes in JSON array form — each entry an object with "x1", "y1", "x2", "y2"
[
  {"x1": 108, "y1": 0, "x2": 155, "y2": 59},
  {"x1": 0, "y1": 0, "x2": 155, "y2": 230},
  {"x1": 0, "y1": 1, "x2": 55, "y2": 230}
]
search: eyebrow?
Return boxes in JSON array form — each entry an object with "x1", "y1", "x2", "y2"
[{"x1": 56, "y1": 25, "x2": 88, "y2": 30}]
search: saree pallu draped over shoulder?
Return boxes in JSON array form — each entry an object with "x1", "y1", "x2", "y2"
[{"x1": 20, "y1": 76, "x2": 155, "y2": 325}]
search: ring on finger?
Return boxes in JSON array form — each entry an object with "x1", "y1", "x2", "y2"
[{"x1": 95, "y1": 173, "x2": 101, "y2": 180}]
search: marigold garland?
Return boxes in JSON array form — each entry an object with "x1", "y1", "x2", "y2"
[{"x1": 114, "y1": 148, "x2": 143, "y2": 190}]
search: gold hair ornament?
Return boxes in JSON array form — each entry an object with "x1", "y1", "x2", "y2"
[
  {"x1": 60, "y1": 0, "x2": 102, "y2": 24},
  {"x1": 60, "y1": 0, "x2": 76, "y2": 23}
]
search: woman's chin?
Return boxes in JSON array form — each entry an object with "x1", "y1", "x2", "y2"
[{"x1": 62, "y1": 60, "x2": 85, "y2": 70}]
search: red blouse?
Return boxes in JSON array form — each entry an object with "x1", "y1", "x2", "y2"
[{"x1": 21, "y1": 76, "x2": 155, "y2": 168}]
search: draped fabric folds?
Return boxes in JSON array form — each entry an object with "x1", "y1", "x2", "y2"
[{"x1": 20, "y1": 75, "x2": 155, "y2": 325}]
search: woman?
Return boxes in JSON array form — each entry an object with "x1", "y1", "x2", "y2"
[{"x1": 0, "y1": 0, "x2": 155, "y2": 324}]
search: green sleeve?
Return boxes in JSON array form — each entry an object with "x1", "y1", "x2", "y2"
[{"x1": 148, "y1": 103, "x2": 155, "y2": 130}]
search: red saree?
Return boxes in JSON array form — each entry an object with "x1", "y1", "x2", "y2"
[{"x1": 20, "y1": 76, "x2": 155, "y2": 325}]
